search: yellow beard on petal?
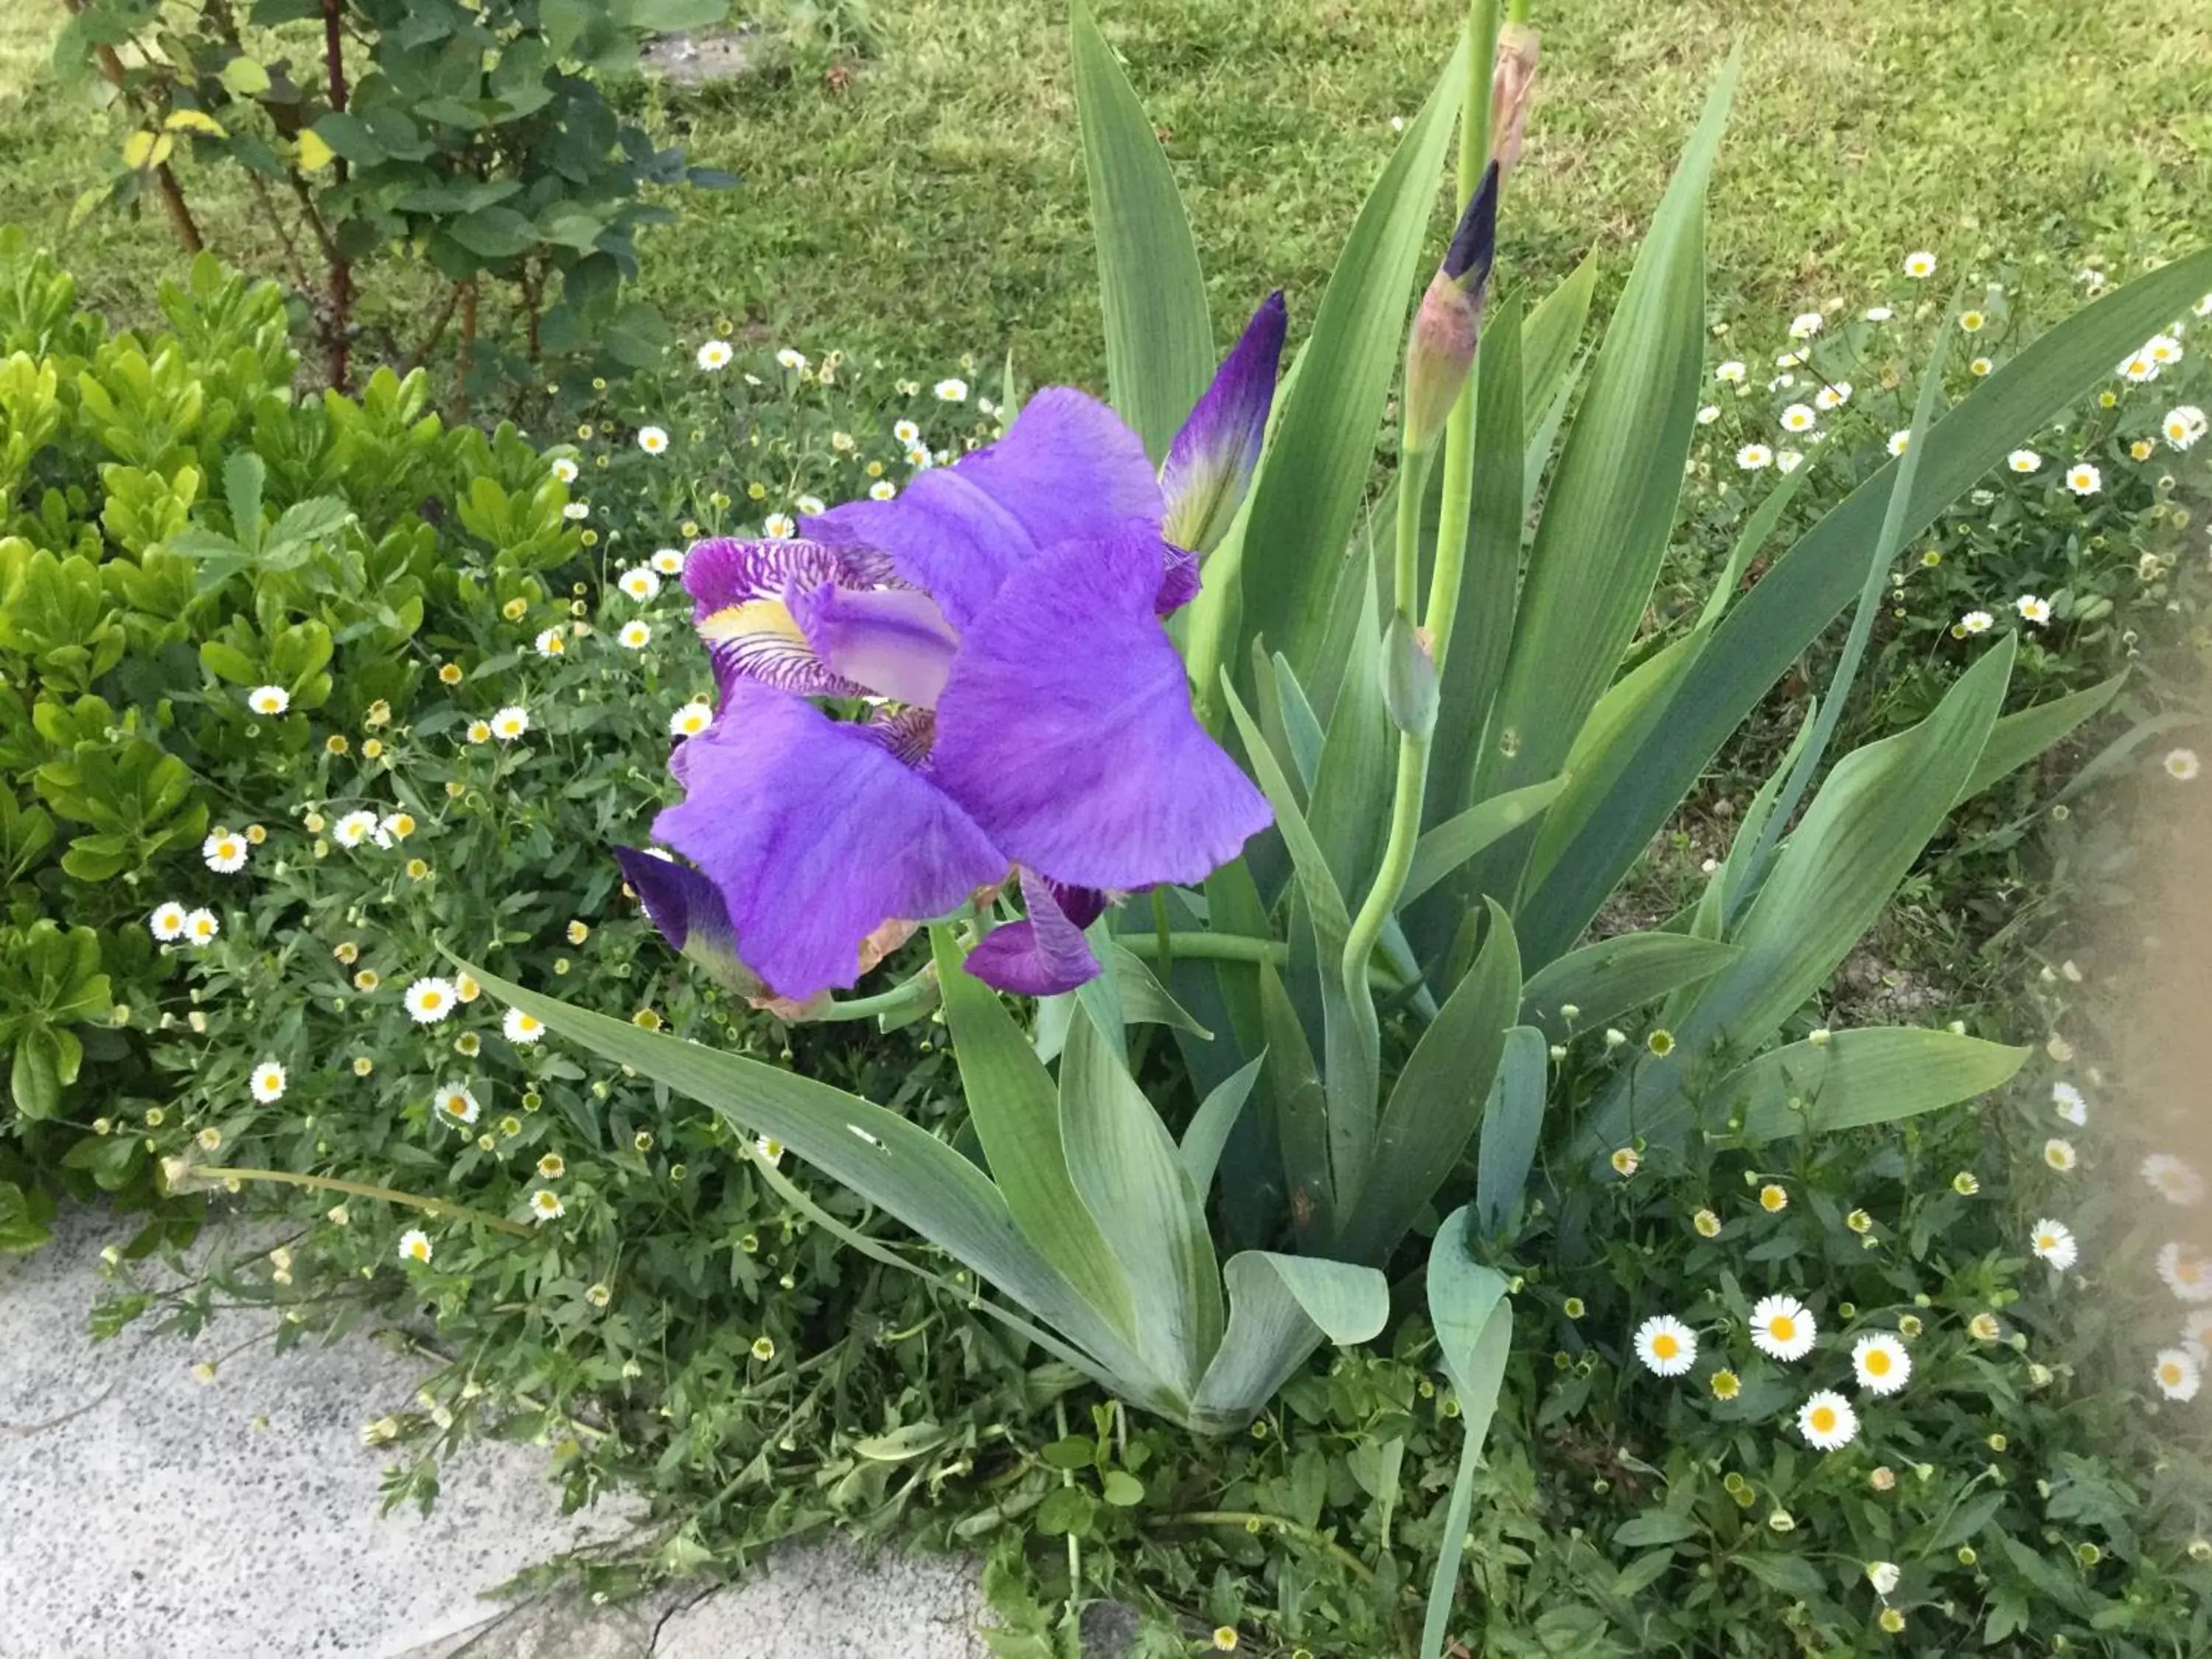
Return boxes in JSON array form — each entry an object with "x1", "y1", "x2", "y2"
[{"x1": 700, "y1": 597, "x2": 807, "y2": 652}]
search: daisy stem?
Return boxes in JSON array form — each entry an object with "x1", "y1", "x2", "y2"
[{"x1": 186, "y1": 1166, "x2": 535, "y2": 1236}]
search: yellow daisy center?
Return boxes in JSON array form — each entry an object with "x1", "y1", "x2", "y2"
[
  {"x1": 1652, "y1": 1334, "x2": 1680, "y2": 1360},
  {"x1": 2162, "y1": 1363, "x2": 2184, "y2": 1385},
  {"x1": 1810, "y1": 1406, "x2": 1837, "y2": 1433},
  {"x1": 2182, "y1": 1259, "x2": 2204, "y2": 1285},
  {"x1": 1770, "y1": 1315, "x2": 1797, "y2": 1342},
  {"x1": 1865, "y1": 1349, "x2": 1891, "y2": 1376}
]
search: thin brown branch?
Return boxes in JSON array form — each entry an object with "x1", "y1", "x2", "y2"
[
  {"x1": 60, "y1": 0, "x2": 204, "y2": 254},
  {"x1": 400, "y1": 279, "x2": 468, "y2": 375},
  {"x1": 319, "y1": 0, "x2": 352, "y2": 390}
]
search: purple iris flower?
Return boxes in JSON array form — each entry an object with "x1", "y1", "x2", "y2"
[{"x1": 629, "y1": 299, "x2": 1287, "y2": 1004}]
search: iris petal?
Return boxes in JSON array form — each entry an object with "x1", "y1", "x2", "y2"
[
  {"x1": 930, "y1": 526, "x2": 1273, "y2": 891},
  {"x1": 654, "y1": 679, "x2": 1006, "y2": 999},
  {"x1": 791, "y1": 581, "x2": 961, "y2": 708},
  {"x1": 684, "y1": 537, "x2": 894, "y2": 695},
  {"x1": 963, "y1": 872, "x2": 1106, "y2": 996},
  {"x1": 1160, "y1": 291, "x2": 1287, "y2": 559},
  {"x1": 613, "y1": 846, "x2": 761, "y2": 995},
  {"x1": 805, "y1": 389, "x2": 1161, "y2": 629}
]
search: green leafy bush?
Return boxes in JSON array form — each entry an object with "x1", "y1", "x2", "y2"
[{"x1": 55, "y1": 0, "x2": 736, "y2": 395}]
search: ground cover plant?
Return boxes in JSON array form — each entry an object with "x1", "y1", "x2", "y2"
[{"x1": 5, "y1": 1, "x2": 2212, "y2": 1655}]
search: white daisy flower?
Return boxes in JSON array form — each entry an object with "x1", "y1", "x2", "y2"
[
  {"x1": 2043, "y1": 1136, "x2": 2078, "y2": 1172},
  {"x1": 490, "y1": 706, "x2": 529, "y2": 742},
  {"x1": 869, "y1": 479, "x2": 897, "y2": 501},
  {"x1": 550, "y1": 457, "x2": 579, "y2": 484},
  {"x1": 1867, "y1": 1561, "x2": 1902, "y2": 1596},
  {"x1": 754, "y1": 1134, "x2": 785, "y2": 1165},
  {"x1": 248, "y1": 685, "x2": 290, "y2": 717},
  {"x1": 2030, "y1": 1218, "x2": 2079, "y2": 1271},
  {"x1": 763, "y1": 513, "x2": 796, "y2": 539},
  {"x1": 2163, "y1": 406, "x2": 2208, "y2": 451},
  {"x1": 1781, "y1": 403, "x2": 1818, "y2": 433},
  {"x1": 405, "y1": 977, "x2": 459, "y2": 1024},
  {"x1": 636, "y1": 425, "x2": 669, "y2": 455},
  {"x1": 2119, "y1": 352, "x2": 2160, "y2": 383},
  {"x1": 562, "y1": 501, "x2": 591, "y2": 521},
  {"x1": 1774, "y1": 349, "x2": 1808, "y2": 369},
  {"x1": 397, "y1": 1229, "x2": 434, "y2": 1265},
  {"x1": 776, "y1": 347, "x2": 809, "y2": 372},
  {"x1": 1736, "y1": 443, "x2": 1773, "y2": 471},
  {"x1": 1959, "y1": 610, "x2": 1994, "y2": 634},
  {"x1": 1864, "y1": 305, "x2": 1893, "y2": 322},
  {"x1": 1851, "y1": 1332, "x2": 1911, "y2": 1397},
  {"x1": 202, "y1": 830, "x2": 249, "y2": 874},
  {"x1": 2015, "y1": 594, "x2": 2051, "y2": 625},
  {"x1": 332, "y1": 810, "x2": 381, "y2": 849},
  {"x1": 184, "y1": 908, "x2": 220, "y2": 945},
  {"x1": 651, "y1": 547, "x2": 686, "y2": 576},
  {"x1": 1632, "y1": 1313, "x2": 1698, "y2": 1377},
  {"x1": 2165, "y1": 748, "x2": 2202, "y2": 781},
  {"x1": 2183, "y1": 1309, "x2": 2212, "y2": 1358},
  {"x1": 150, "y1": 902, "x2": 189, "y2": 942},
  {"x1": 2144, "y1": 1155, "x2": 2207, "y2": 1206},
  {"x1": 503, "y1": 1006, "x2": 545, "y2": 1045},
  {"x1": 696, "y1": 339, "x2": 733, "y2": 372},
  {"x1": 933, "y1": 378, "x2": 969, "y2": 403},
  {"x1": 529, "y1": 1189, "x2": 566, "y2": 1222},
  {"x1": 1777, "y1": 450, "x2": 1805, "y2": 473},
  {"x1": 2197, "y1": 292, "x2": 2212, "y2": 318},
  {"x1": 434, "y1": 1082, "x2": 479, "y2": 1124},
  {"x1": 1814, "y1": 382, "x2": 1851, "y2": 411},
  {"x1": 1714, "y1": 361, "x2": 1747, "y2": 384},
  {"x1": 1796, "y1": 1389, "x2": 1859, "y2": 1450},
  {"x1": 1750, "y1": 1294, "x2": 1817, "y2": 1362},
  {"x1": 619, "y1": 566, "x2": 662, "y2": 602},
  {"x1": 1887, "y1": 429, "x2": 1911, "y2": 457},
  {"x1": 2065, "y1": 462, "x2": 2101, "y2": 495},
  {"x1": 669, "y1": 701, "x2": 713, "y2": 738},
  {"x1": 1902, "y1": 251, "x2": 1936, "y2": 279},
  {"x1": 2154, "y1": 1347, "x2": 2202, "y2": 1401},
  {"x1": 894, "y1": 419, "x2": 922, "y2": 444},
  {"x1": 2146, "y1": 333, "x2": 2184, "y2": 366},
  {"x1": 2052, "y1": 1081, "x2": 2088, "y2": 1124},
  {"x1": 535, "y1": 627, "x2": 566, "y2": 658},
  {"x1": 1787, "y1": 311, "x2": 1823, "y2": 339},
  {"x1": 2158, "y1": 1240, "x2": 2212, "y2": 1301},
  {"x1": 2008, "y1": 449, "x2": 2041, "y2": 473},
  {"x1": 795, "y1": 494, "x2": 827, "y2": 517},
  {"x1": 1767, "y1": 374, "x2": 1796, "y2": 392},
  {"x1": 249, "y1": 1060, "x2": 288, "y2": 1103},
  {"x1": 619, "y1": 621, "x2": 652, "y2": 650}
]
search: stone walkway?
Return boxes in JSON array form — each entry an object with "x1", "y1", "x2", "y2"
[{"x1": 0, "y1": 1208, "x2": 991, "y2": 1658}]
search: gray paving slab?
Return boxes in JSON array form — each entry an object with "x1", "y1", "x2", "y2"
[{"x1": 0, "y1": 1207, "x2": 995, "y2": 1659}]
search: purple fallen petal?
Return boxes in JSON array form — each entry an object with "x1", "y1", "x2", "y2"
[
  {"x1": 930, "y1": 526, "x2": 1273, "y2": 891},
  {"x1": 654, "y1": 679, "x2": 1007, "y2": 1000},
  {"x1": 790, "y1": 580, "x2": 962, "y2": 709},
  {"x1": 1161, "y1": 291, "x2": 1287, "y2": 559},
  {"x1": 805, "y1": 389, "x2": 1162, "y2": 630},
  {"x1": 613, "y1": 846, "x2": 761, "y2": 995},
  {"x1": 964, "y1": 871, "x2": 1103, "y2": 996}
]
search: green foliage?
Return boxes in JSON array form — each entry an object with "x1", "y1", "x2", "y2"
[{"x1": 54, "y1": 0, "x2": 735, "y2": 395}]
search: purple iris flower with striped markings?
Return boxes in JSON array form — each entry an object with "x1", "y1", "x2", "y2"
[{"x1": 627, "y1": 296, "x2": 1287, "y2": 1003}]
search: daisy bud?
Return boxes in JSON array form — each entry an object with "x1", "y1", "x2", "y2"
[{"x1": 1402, "y1": 163, "x2": 1500, "y2": 455}]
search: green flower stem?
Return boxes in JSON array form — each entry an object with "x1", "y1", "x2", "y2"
[
  {"x1": 1117, "y1": 931, "x2": 1286, "y2": 967},
  {"x1": 1342, "y1": 445, "x2": 1439, "y2": 1004},
  {"x1": 1343, "y1": 1, "x2": 1501, "y2": 1008},
  {"x1": 810, "y1": 968, "x2": 940, "y2": 1023},
  {"x1": 187, "y1": 1166, "x2": 534, "y2": 1236}
]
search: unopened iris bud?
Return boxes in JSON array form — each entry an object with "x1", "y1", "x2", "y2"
[
  {"x1": 614, "y1": 846, "x2": 764, "y2": 1000},
  {"x1": 1380, "y1": 616, "x2": 1439, "y2": 737},
  {"x1": 1489, "y1": 23, "x2": 1541, "y2": 184},
  {"x1": 1160, "y1": 292, "x2": 1287, "y2": 560},
  {"x1": 1402, "y1": 162, "x2": 1500, "y2": 454}
]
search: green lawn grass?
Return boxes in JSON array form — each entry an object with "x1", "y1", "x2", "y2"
[{"x1": 3, "y1": 0, "x2": 2208, "y2": 383}]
